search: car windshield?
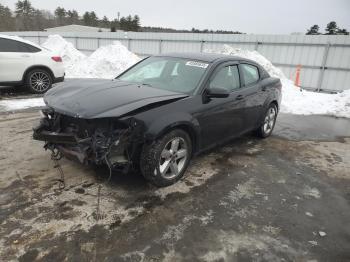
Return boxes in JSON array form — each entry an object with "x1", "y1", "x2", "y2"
[{"x1": 117, "y1": 56, "x2": 209, "y2": 94}]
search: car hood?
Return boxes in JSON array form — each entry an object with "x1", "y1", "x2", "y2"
[{"x1": 44, "y1": 79, "x2": 188, "y2": 119}]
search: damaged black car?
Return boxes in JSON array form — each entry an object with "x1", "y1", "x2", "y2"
[{"x1": 33, "y1": 53, "x2": 282, "y2": 187}]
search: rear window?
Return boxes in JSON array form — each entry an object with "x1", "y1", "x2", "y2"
[
  {"x1": 241, "y1": 64, "x2": 260, "y2": 86},
  {"x1": 0, "y1": 38, "x2": 41, "y2": 53}
]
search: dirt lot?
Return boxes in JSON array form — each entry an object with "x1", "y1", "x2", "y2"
[{"x1": 0, "y1": 111, "x2": 349, "y2": 262}]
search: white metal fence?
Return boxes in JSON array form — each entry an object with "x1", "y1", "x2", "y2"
[{"x1": 3, "y1": 31, "x2": 350, "y2": 91}]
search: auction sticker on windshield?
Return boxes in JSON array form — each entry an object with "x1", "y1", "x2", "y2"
[{"x1": 186, "y1": 61, "x2": 209, "y2": 69}]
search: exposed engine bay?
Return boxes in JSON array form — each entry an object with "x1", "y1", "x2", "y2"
[{"x1": 33, "y1": 108, "x2": 144, "y2": 172}]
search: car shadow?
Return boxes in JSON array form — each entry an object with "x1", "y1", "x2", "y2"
[
  {"x1": 195, "y1": 132, "x2": 260, "y2": 157},
  {"x1": 88, "y1": 132, "x2": 261, "y2": 191},
  {"x1": 0, "y1": 85, "x2": 40, "y2": 98},
  {"x1": 91, "y1": 164, "x2": 150, "y2": 191},
  {"x1": 0, "y1": 80, "x2": 64, "y2": 98}
]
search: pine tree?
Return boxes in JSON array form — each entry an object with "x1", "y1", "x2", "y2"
[
  {"x1": 132, "y1": 15, "x2": 140, "y2": 31},
  {"x1": 1, "y1": 2, "x2": 147, "y2": 32},
  {"x1": 337, "y1": 28, "x2": 349, "y2": 35},
  {"x1": 54, "y1": 7, "x2": 66, "y2": 25},
  {"x1": 67, "y1": 10, "x2": 79, "y2": 24},
  {"x1": 325, "y1": 21, "x2": 338, "y2": 35},
  {"x1": 110, "y1": 18, "x2": 119, "y2": 32},
  {"x1": 89, "y1": 11, "x2": 98, "y2": 26},
  {"x1": 125, "y1": 15, "x2": 133, "y2": 31},
  {"x1": 15, "y1": 0, "x2": 35, "y2": 30},
  {"x1": 15, "y1": 0, "x2": 34, "y2": 16},
  {"x1": 119, "y1": 17, "x2": 127, "y2": 30},
  {"x1": 101, "y1": 16, "x2": 109, "y2": 28},
  {"x1": 306, "y1": 25, "x2": 320, "y2": 35},
  {"x1": 83, "y1": 11, "x2": 91, "y2": 26}
]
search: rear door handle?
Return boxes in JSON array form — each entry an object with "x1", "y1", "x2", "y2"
[
  {"x1": 235, "y1": 95, "x2": 244, "y2": 100},
  {"x1": 261, "y1": 86, "x2": 267, "y2": 91},
  {"x1": 21, "y1": 54, "x2": 30, "y2": 58}
]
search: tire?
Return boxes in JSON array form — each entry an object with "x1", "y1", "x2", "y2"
[
  {"x1": 25, "y1": 69, "x2": 53, "y2": 94},
  {"x1": 256, "y1": 103, "x2": 278, "y2": 138},
  {"x1": 140, "y1": 129, "x2": 192, "y2": 187}
]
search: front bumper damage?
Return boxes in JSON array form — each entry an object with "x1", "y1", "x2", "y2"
[{"x1": 33, "y1": 108, "x2": 144, "y2": 172}]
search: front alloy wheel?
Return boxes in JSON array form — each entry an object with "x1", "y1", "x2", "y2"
[
  {"x1": 158, "y1": 137, "x2": 188, "y2": 179},
  {"x1": 140, "y1": 129, "x2": 192, "y2": 187}
]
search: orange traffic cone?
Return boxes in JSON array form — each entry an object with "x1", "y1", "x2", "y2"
[{"x1": 294, "y1": 64, "x2": 302, "y2": 87}]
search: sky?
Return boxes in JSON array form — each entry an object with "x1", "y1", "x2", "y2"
[{"x1": 2, "y1": 0, "x2": 350, "y2": 34}]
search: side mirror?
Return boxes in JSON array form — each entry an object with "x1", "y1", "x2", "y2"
[{"x1": 206, "y1": 87, "x2": 230, "y2": 98}]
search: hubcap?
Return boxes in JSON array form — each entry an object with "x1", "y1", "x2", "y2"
[
  {"x1": 157, "y1": 137, "x2": 188, "y2": 179},
  {"x1": 263, "y1": 107, "x2": 276, "y2": 134},
  {"x1": 30, "y1": 72, "x2": 50, "y2": 92}
]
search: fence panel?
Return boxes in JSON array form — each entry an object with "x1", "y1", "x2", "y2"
[{"x1": 2, "y1": 31, "x2": 350, "y2": 91}]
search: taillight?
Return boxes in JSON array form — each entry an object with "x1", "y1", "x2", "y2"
[{"x1": 51, "y1": 56, "x2": 62, "y2": 62}]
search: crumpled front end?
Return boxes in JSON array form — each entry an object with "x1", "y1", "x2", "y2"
[{"x1": 33, "y1": 108, "x2": 144, "y2": 171}]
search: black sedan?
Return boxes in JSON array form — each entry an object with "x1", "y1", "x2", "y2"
[{"x1": 33, "y1": 53, "x2": 282, "y2": 187}]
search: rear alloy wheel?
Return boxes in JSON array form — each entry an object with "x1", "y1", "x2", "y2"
[
  {"x1": 140, "y1": 129, "x2": 192, "y2": 187},
  {"x1": 256, "y1": 104, "x2": 278, "y2": 138},
  {"x1": 25, "y1": 69, "x2": 52, "y2": 94}
]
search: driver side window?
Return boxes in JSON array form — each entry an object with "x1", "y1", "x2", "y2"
[{"x1": 209, "y1": 65, "x2": 240, "y2": 92}]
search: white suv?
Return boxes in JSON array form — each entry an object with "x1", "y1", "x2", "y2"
[{"x1": 0, "y1": 34, "x2": 65, "y2": 94}]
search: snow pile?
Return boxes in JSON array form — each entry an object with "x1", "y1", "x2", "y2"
[
  {"x1": 42, "y1": 35, "x2": 86, "y2": 66},
  {"x1": 0, "y1": 98, "x2": 44, "y2": 111},
  {"x1": 206, "y1": 45, "x2": 350, "y2": 118},
  {"x1": 41, "y1": 35, "x2": 140, "y2": 78},
  {"x1": 69, "y1": 42, "x2": 140, "y2": 78},
  {"x1": 281, "y1": 79, "x2": 350, "y2": 118}
]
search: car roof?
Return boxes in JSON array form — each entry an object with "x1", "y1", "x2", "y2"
[
  {"x1": 0, "y1": 34, "x2": 43, "y2": 50},
  {"x1": 156, "y1": 52, "x2": 255, "y2": 64}
]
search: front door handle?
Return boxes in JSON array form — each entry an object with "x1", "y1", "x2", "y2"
[
  {"x1": 235, "y1": 95, "x2": 244, "y2": 100},
  {"x1": 261, "y1": 86, "x2": 267, "y2": 91}
]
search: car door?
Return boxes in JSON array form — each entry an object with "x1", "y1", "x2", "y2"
[
  {"x1": 196, "y1": 63, "x2": 247, "y2": 149},
  {"x1": 238, "y1": 63, "x2": 265, "y2": 130},
  {"x1": 0, "y1": 38, "x2": 36, "y2": 82}
]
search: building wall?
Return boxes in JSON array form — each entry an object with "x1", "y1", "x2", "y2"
[{"x1": 2, "y1": 31, "x2": 350, "y2": 91}]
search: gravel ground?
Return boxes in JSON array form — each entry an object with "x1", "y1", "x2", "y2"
[{"x1": 0, "y1": 111, "x2": 349, "y2": 262}]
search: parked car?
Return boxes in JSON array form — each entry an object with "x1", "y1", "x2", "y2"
[
  {"x1": 0, "y1": 34, "x2": 65, "y2": 94},
  {"x1": 33, "y1": 53, "x2": 281, "y2": 187}
]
